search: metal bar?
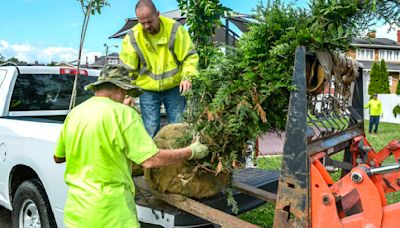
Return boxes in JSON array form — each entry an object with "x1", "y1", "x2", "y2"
[
  {"x1": 307, "y1": 127, "x2": 363, "y2": 156},
  {"x1": 273, "y1": 46, "x2": 309, "y2": 228},
  {"x1": 225, "y1": 17, "x2": 229, "y2": 46},
  {"x1": 134, "y1": 178, "x2": 260, "y2": 228},
  {"x1": 233, "y1": 181, "x2": 277, "y2": 204},
  {"x1": 369, "y1": 164, "x2": 400, "y2": 175}
]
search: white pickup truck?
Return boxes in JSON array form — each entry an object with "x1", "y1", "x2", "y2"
[
  {"x1": 0, "y1": 66, "x2": 99, "y2": 227},
  {"x1": 0, "y1": 65, "x2": 277, "y2": 228}
]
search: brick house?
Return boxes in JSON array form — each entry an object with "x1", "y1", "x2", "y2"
[{"x1": 347, "y1": 31, "x2": 400, "y2": 96}]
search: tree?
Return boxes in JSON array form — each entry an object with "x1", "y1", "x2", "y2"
[
  {"x1": 69, "y1": 0, "x2": 109, "y2": 109},
  {"x1": 182, "y1": 0, "x2": 400, "y2": 177},
  {"x1": 47, "y1": 61, "x2": 58, "y2": 66},
  {"x1": 0, "y1": 53, "x2": 5, "y2": 64},
  {"x1": 379, "y1": 59, "x2": 390, "y2": 93},
  {"x1": 7, "y1": 57, "x2": 27, "y2": 65},
  {"x1": 176, "y1": 0, "x2": 230, "y2": 69},
  {"x1": 396, "y1": 80, "x2": 400, "y2": 95},
  {"x1": 368, "y1": 62, "x2": 381, "y2": 95}
]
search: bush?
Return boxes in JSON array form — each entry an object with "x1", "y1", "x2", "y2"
[
  {"x1": 393, "y1": 104, "x2": 400, "y2": 118},
  {"x1": 368, "y1": 60, "x2": 391, "y2": 95},
  {"x1": 396, "y1": 81, "x2": 400, "y2": 95},
  {"x1": 380, "y1": 59, "x2": 391, "y2": 93},
  {"x1": 368, "y1": 62, "x2": 381, "y2": 95}
]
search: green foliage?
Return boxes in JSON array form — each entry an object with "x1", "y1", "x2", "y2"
[
  {"x1": 0, "y1": 53, "x2": 5, "y2": 64},
  {"x1": 396, "y1": 81, "x2": 400, "y2": 95},
  {"x1": 380, "y1": 59, "x2": 390, "y2": 93},
  {"x1": 368, "y1": 60, "x2": 391, "y2": 95},
  {"x1": 77, "y1": 0, "x2": 109, "y2": 15},
  {"x1": 47, "y1": 61, "x2": 58, "y2": 66},
  {"x1": 7, "y1": 57, "x2": 27, "y2": 65},
  {"x1": 368, "y1": 62, "x2": 381, "y2": 95},
  {"x1": 176, "y1": 0, "x2": 230, "y2": 69},
  {"x1": 181, "y1": 0, "x2": 400, "y2": 177},
  {"x1": 393, "y1": 104, "x2": 400, "y2": 118}
]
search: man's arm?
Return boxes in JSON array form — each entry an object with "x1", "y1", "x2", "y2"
[
  {"x1": 120, "y1": 32, "x2": 140, "y2": 80},
  {"x1": 142, "y1": 138, "x2": 209, "y2": 168},
  {"x1": 364, "y1": 101, "x2": 370, "y2": 109},
  {"x1": 141, "y1": 147, "x2": 191, "y2": 168}
]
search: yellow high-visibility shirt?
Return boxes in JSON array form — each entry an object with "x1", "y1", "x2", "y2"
[
  {"x1": 120, "y1": 16, "x2": 199, "y2": 92},
  {"x1": 54, "y1": 96, "x2": 158, "y2": 227},
  {"x1": 364, "y1": 99, "x2": 383, "y2": 116}
]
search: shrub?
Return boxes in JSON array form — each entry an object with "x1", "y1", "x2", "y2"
[
  {"x1": 368, "y1": 62, "x2": 381, "y2": 95},
  {"x1": 393, "y1": 104, "x2": 400, "y2": 118},
  {"x1": 380, "y1": 59, "x2": 391, "y2": 93}
]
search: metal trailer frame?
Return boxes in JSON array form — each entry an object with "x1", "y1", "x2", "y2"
[{"x1": 273, "y1": 46, "x2": 366, "y2": 227}]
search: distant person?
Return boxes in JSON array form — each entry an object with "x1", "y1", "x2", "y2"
[
  {"x1": 53, "y1": 65, "x2": 208, "y2": 227},
  {"x1": 364, "y1": 94, "x2": 383, "y2": 134},
  {"x1": 120, "y1": 0, "x2": 199, "y2": 137}
]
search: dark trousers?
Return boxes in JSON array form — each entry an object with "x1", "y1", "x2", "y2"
[{"x1": 369, "y1": 115, "x2": 380, "y2": 133}]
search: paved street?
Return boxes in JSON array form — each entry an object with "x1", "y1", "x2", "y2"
[{"x1": 0, "y1": 206, "x2": 11, "y2": 227}]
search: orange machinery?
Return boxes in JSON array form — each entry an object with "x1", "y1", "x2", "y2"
[{"x1": 272, "y1": 47, "x2": 400, "y2": 227}]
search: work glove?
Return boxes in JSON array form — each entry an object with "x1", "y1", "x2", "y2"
[{"x1": 188, "y1": 136, "x2": 209, "y2": 160}]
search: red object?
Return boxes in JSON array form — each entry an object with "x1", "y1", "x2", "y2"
[
  {"x1": 60, "y1": 68, "x2": 88, "y2": 76},
  {"x1": 311, "y1": 137, "x2": 400, "y2": 227}
]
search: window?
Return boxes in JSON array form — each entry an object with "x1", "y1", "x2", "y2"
[
  {"x1": 356, "y1": 49, "x2": 375, "y2": 61},
  {"x1": 379, "y1": 50, "x2": 400, "y2": 61},
  {"x1": 107, "y1": 58, "x2": 119, "y2": 65},
  {"x1": 10, "y1": 73, "x2": 96, "y2": 111}
]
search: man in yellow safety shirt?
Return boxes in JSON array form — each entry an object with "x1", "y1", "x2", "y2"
[
  {"x1": 53, "y1": 65, "x2": 208, "y2": 227},
  {"x1": 364, "y1": 94, "x2": 383, "y2": 134},
  {"x1": 120, "y1": 0, "x2": 199, "y2": 137}
]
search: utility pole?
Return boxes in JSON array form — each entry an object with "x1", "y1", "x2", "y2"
[{"x1": 103, "y1": 43, "x2": 118, "y2": 67}]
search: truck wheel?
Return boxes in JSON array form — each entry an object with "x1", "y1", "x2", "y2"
[{"x1": 11, "y1": 179, "x2": 57, "y2": 228}]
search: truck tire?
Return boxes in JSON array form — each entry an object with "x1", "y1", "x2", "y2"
[{"x1": 11, "y1": 179, "x2": 57, "y2": 228}]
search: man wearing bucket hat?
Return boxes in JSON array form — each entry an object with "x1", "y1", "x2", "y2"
[{"x1": 53, "y1": 65, "x2": 208, "y2": 227}]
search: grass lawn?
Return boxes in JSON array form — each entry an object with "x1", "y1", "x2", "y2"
[{"x1": 239, "y1": 121, "x2": 400, "y2": 227}]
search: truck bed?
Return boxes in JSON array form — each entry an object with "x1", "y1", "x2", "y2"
[{"x1": 134, "y1": 168, "x2": 279, "y2": 227}]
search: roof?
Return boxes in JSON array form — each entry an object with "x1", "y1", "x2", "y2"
[
  {"x1": 358, "y1": 60, "x2": 400, "y2": 72},
  {"x1": 351, "y1": 37, "x2": 400, "y2": 49},
  {"x1": 109, "y1": 9, "x2": 252, "y2": 45},
  {"x1": 89, "y1": 53, "x2": 120, "y2": 68}
]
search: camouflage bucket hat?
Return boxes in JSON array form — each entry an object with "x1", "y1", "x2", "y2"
[{"x1": 84, "y1": 65, "x2": 142, "y2": 97}]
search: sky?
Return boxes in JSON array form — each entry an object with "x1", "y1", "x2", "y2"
[{"x1": 0, "y1": 0, "x2": 397, "y2": 64}]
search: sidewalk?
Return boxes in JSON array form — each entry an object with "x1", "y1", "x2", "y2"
[{"x1": 257, "y1": 132, "x2": 285, "y2": 156}]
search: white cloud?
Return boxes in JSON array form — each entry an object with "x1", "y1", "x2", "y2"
[
  {"x1": 375, "y1": 24, "x2": 400, "y2": 41},
  {"x1": 0, "y1": 40, "x2": 102, "y2": 64},
  {"x1": 0, "y1": 40, "x2": 9, "y2": 51}
]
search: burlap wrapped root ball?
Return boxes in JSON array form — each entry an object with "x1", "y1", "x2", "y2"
[{"x1": 144, "y1": 123, "x2": 230, "y2": 198}]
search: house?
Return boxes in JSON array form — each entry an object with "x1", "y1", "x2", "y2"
[
  {"x1": 347, "y1": 31, "x2": 400, "y2": 96},
  {"x1": 89, "y1": 52, "x2": 121, "y2": 69}
]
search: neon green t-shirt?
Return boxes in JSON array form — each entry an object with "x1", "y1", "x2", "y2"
[
  {"x1": 364, "y1": 99, "x2": 383, "y2": 116},
  {"x1": 54, "y1": 96, "x2": 158, "y2": 228}
]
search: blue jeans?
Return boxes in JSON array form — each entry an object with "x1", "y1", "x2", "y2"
[
  {"x1": 139, "y1": 86, "x2": 185, "y2": 137},
  {"x1": 369, "y1": 115, "x2": 380, "y2": 133}
]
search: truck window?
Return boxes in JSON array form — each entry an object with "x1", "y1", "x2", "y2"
[{"x1": 9, "y1": 74, "x2": 96, "y2": 111}]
